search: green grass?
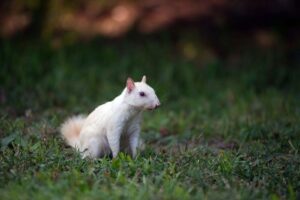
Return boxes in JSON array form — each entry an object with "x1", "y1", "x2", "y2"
[{"x1": 0, "y1": 35, "x2": 300, "y2": 199}]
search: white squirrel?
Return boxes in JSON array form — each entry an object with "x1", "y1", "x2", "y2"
[{"x1": 60, "y1": 76, "x2": 160, "y2": 159}]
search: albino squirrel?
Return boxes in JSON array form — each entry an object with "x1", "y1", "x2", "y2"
[{"x1": 60, "y1": 76, "x2": 160, "y2": 159}]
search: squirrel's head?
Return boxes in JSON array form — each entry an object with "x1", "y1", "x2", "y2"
[{"x1": 124, "y1": 76, "x2": 160, "y2": 110}]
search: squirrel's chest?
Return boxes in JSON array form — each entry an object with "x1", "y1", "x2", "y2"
[
  {"x1": 118, "y1": 116, "x2": 140, "y2": 134},
  {"x1": 122, "y1": 119, "x2": 137, "y2": 134}
]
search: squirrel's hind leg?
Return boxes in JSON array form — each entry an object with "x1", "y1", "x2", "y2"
[{"x1": 81, "y1": 136, "x2": 110, "y2": 159}]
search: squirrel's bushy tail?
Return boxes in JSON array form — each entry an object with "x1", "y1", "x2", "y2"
[{"x1": 60, "y1": 115, "x2": 86, "y2": 149}]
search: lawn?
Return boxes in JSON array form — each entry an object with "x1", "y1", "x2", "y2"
[{"x1": 0, "y1": 34, "x2": 299, "y2": 199}]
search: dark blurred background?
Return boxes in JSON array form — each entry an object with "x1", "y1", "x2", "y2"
[
  {"x1": 0, "y1": 0, "x2": 300, "y2": 115},
  {"x1": 1, "y1": 0, "x2": 299, "y2": 42}
]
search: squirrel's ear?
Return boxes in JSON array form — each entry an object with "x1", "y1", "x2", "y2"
[
  {"x1": 126, "y1": 77, "x2": 135, "y2": 92},
  {"x1": 141, "y1": 75, "x2": 147, "y2": 83}
]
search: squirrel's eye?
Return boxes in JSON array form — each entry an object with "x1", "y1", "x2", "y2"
[{"x1": 139, "y1": 92, "x2": 145, "y2": 97}]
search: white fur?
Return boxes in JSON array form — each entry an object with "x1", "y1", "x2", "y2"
[{"x1": 60, "y1": 76, "x2": 160, "y2": 159}]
